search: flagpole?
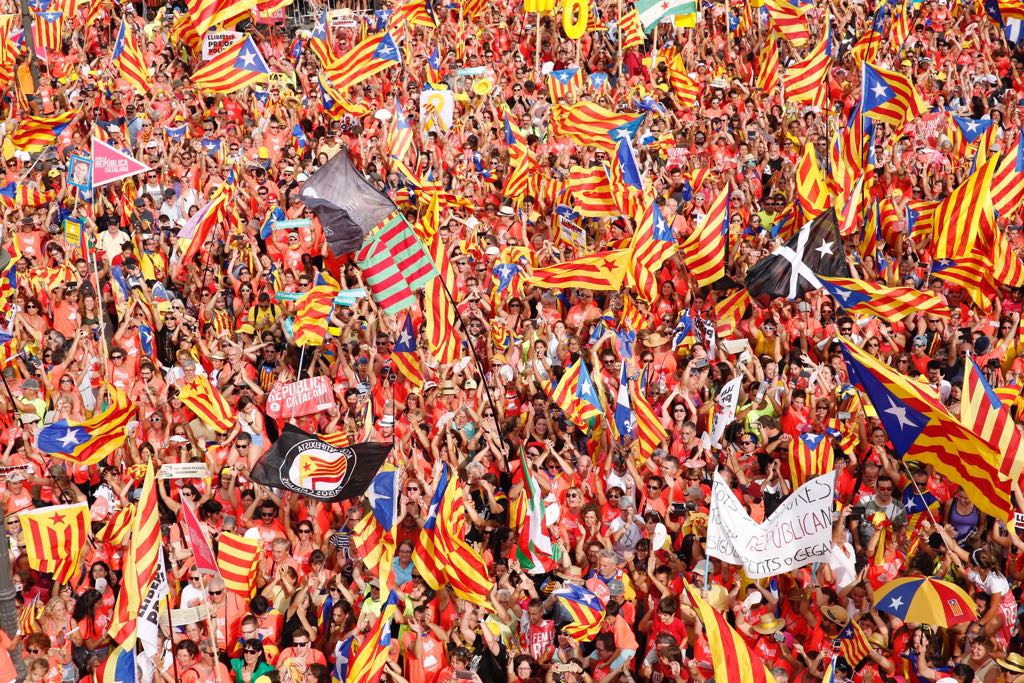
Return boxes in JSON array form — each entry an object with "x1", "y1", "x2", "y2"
[
  {"x1": 650, "y1": 23, "x2": 657, "y2": 85},
  {"x1": 297, "y1": 345, "x2": 307, "y2": 380},
  {"x1": 535, "y1": 11, "x2": 542, "y2": 79},
  {"x1": 616, "y1": 0, "x2": 622, "y2": 80}
]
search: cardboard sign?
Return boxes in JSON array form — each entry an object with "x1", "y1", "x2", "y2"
[
  {"x1": 273, "y1": 218, "x2": 311, "y2": 231},
  {"x1": 157, "y1": 462, "x2": 211, "y2": 479},
  {"x1": 91, "y1": 138, "x2": 151, "y2": 187},
  {"x1": 706, "y1": 470, "x2": 836, "y2": 578},
  {"x1": 160, "y1": 603, "x2": 212, "y2": 628},
  {"x1": 268, "y1": 72, "x2": 296, "y2": 89},
  {"x1": 667, "y1": 147, "x2": 687, "y2": 169},
  {"x1": 328, "y1": 8, "x2": 358, "y2": 28},
  {"x1": 419, "y1": 90, "x2": 455, "y2": 132},
  {"x1": 202, "y1": 30, "x2": 242, "y2": 60},
  {"x1": 62, "y1": 217, "x2": 83, "y2": 246},
  {"x1": 266, "y1": 376, "x2": 335, "y2": 418}
]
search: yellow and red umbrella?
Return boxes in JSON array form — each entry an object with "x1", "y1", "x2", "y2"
[{"x1": 873, "y1": 577, "x2": 976, "y2": 627}]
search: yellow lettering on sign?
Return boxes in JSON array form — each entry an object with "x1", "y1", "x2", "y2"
[{"x1": 562, "y1": 0, "x2": 588, "y2": 39}]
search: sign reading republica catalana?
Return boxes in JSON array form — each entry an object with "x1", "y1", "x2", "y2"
[
  {"x1": 265, "y1": 376, "x2": 335, "y2": 418},
  {"x1": 706, "y1": 470, "x2": 835, "y2": 578}
]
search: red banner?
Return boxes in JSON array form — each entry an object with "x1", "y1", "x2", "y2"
[
  {"x1": 180, "y1": 499, "x2": 219, "y2": 576},
  {"x1": 265, "y1": 376, "x2": 335, "y2": 418}
]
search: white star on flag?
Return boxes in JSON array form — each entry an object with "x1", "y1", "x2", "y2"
[
  {"x1": 883, "y1": 396, "x2": 915, "y2": 431},
  {"x1": 397, "y1": 329, "x2": 412, "y2": 347},
  {"x1": 965, "y1": 120, "x2": 980, "y2": 134},
  {"x1": 871, "y1": 82, "x2": 889, "y2": 99},
  {"x1": 58, "y1": 427, "x2": 84, "y2": 449},
  {"x1": 815, "y1": 241, "x2": 834, "y2": 257}
]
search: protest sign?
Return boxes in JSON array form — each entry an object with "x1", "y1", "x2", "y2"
[
  {"x1": 710, "y1": 376, "x2": 742, "y2": 447},
  {"x1": 157, "y1": 462, "x2": 211, "y2": 479},
  {"x1": 706, "y1": 470, "x2": 835, "y2": 578},
  {"x1": 91, "y1": 138, "x2": 151, "y2": 187},
  {"x1": 420, "y1": 90, "x2": 455, "y2": 132},
  {"x1": 266, "y1": 376, "x2": 335, "y2": 418},
  {"x1": 138, "y1": 548, "x2": 169, "y2": 657},
  {"x1": 202, "y1": 31, "x2": 242, "y2": 59}
]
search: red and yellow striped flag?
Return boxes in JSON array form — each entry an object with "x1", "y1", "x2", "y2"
[
  {"x1": 667, "y1": 55, "x2": 700, "y2": 108},
  {"x1": 10, "y1": 111, "x2": 77, "y2": 153},
  {"x1": 528, "y1": 250, "x2": 630, "y2": 291},
  {"x1": 184, "y1": 0, "x2": 258, "y2": 35},
  {"x1": 108, "y1": 460, "x2": 160, "y2": 645},
  {"x1": 31, "y1": 11, "x2": 64, "y2": 56},
  {"x1": 95, "y1": 504, "x2": 134, "y2": 545},
  {"x1": 962, "y1": 356, "x2": 1024, "y2": 484},
  {"x1": 347, "y1": 591, "x2": 399, "y2": 683},
  {"x1": 620, "y1": 9, "x2": 644, "y2": 48},
  {"x1": 434, "y1": 475, "x2": 494, "y2": 607},
  {"x1": 551, "y1": 102, "x2": 643, "y2": 152},
  {"x1": 191, "y1": 35, "x2": 270, "y2": 94},
  {"x1": 763, "y1": 0, "x2": 808, "y2": 46},
  {"x1": 217, "y1": 531, "x2": 261, "y2": 597},
  {"x1": 20, "y1": 504, "x2": 90, "y2": 585},
  {"x1": 688, "y1": 584, "x2": 777, "y2": 683},
  {"x1": 818, "y1": 275, "x2": 951, "y2": 322},
  {"x1": 178, "y1": 375, "x2": 237, "y2": 433},
  {"x1": 786, "y1": 433, "x2": 833, "y2": 489},
  {"x1": 781, "y1": 26, "x2": 830, "y2": 108},
  {"x1": 324, "y1": 32, "x2": 401, "y2": 93},
  {"x1": 294, "y1": 285, "x2": 336, "y2": 346},
  {"x1": 568, "y1": 165, "x2": 618, "y2": 216},
  {"x1": 713, "y1": 289, "x2": 752, "y2": 339},
  {"x1": 681, "y1": 182, "x2": 728, "y2": 287},
  {"x1": 631, "y1": 375, "x2": 668, "y2": 465},
  {"x1": 755, "y1": 38, "x2": 780, "y2": 95},
  {"x1": 932, "y1": 156, "x2": 997, "y2": 260},
  {"x1": 112, "y1": 19, "x2": 151, "y2": 94},
  {"x1": 796, "y1": 142, "x2": 830, "y2": 219}
]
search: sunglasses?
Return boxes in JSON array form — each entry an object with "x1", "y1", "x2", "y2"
[
  {"x1": 244, "y1": 649, "x2": 260, "y2": 654},
  {"x1": 208, "y1": 589, "x2": 223, "y2": 596}
]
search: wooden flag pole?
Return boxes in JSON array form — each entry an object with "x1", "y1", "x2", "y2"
[
  {"x1": 616, "y1": 0, "x2": 623, "y2": 79},
  {"x1": 536, "y1": 12, "x2": 543, "y2": 78}
]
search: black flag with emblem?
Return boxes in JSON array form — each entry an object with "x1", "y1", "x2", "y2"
[
  {"x1": 745, "y1": 208, "x2": 850, "y2": 300},
  {"x1": 250, "y1": 424, "x2": 392, "y2": 502}
]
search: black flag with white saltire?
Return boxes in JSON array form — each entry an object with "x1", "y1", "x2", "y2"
[{"x1": 745, "y1": 208, "x2": 850, "y2": 300}]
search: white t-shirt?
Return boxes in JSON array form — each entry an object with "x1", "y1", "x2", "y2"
[{"x1": 830, "y1": 541, "x2": 858, "y2": 590}]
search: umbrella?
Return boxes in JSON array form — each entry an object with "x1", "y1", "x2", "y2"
[{"x1": 872, "y1": 577, "x2": 976, "y2": 627}]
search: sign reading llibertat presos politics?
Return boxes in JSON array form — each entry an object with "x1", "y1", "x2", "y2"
[{"x1": 706, "y1": 470, "x2": 836, "y2": 578}]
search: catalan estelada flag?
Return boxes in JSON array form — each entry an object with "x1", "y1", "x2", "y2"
[
  {"x1": 390, "y1": 312, "x2": 424, "y2": 388},
  {"x1": 628, "y1": 201, "x2": 677, "y2": 302},
  {"x1": 548, "y1": 67, "x2": 583, "y2": 101},
  {"x1": 786, "y1": 432, "x2": 833, "y2": 490},
  {"x1": 554, "y1": 584, "x2": 604, "y2": 641},
  {"x1": 667, "y1": 54, "x2": 700, "y2": 108},
  {"x1": 931, "y1": 256, "x2": 999, "y2": 311},
  {"x1": 9, "y1": 110, "x2": 77, "y2": 152},
  {"x1": 849, "y1": 3, "x2": 886, "y2": 64},
  {"x1": 687, "y1": 583, "x2": 777, "y2": 683},
  {"x1": 862, "y1": 61, "x2": 926, "y2": 127},
  {"x1": 346, "y1": 591, "x2": 399, "y2": 683},
  {"x1": 177, "y1": 375, "x2": 237, "y2": 433},
  {"x1": 112, "y1": 19, "x2": 150, "y2": 93},
  {"x1": 619, "y1": 9, "x2": 644, "y2": 48},
  {"x1": 20, "y1": 503, "x2": 89, "y2": 584},
  {"x1": 818, "y1": 275, "x2": 951, "y2": 322},
  {"x1": 325, "y1": 32, "x2": 401, "y2": 93},
  {"x1": 836, "y1": 619, "x2": 872, "y2": 668},
  {"x1": 0, "y1": 183, "x2": 55, "y2": 209},
  {"x1": 293, "y1": 285, "x2": 336, "y2": 346},
  {"x1": 217, "y1": 532, "x2": 260, "y2": 598},
  {"x1": 528, "y1": 249, "x2": 630, "y2": 291},
  {"x1": 191, "y1": 35, "x2": 270, "y2": 93},
  {"x1": 551, "y1": 357, "x2": 605, "y2": 428},
  {"x1": 567, "y1": 165, "x2": 617, "y2": 216},
  {"x1": 94, "y1": 643, "x2": 135, "y2": 683},
  {"x1": 681, "y1": 182, "x2": 728, "y2": 287},
  {"x1": 962, "y1": 356, "x2": 1024, "y2": 483},
  {"x1": 37, "y1": 384, "x2": 133, "y2": 465},
  {"x1": 839, "y1": 338, "x2": 1011, "y2": 520},
  {"x1": 30, "y1": 11, "x2": 63, "y2": 56},
  {"x1": 412, "y1": 463, "x2": 450, "y2": 589},
  {"x1": 551, "y1": 102, "x2": 644, "y2": 152},
  {"x1": 423, "y1": 229, "x2": 459, "y2": 365},
  {"x1": 387, "y1": 96, "x2": 413, "y2": 162},
  {"x1": 434, "y1": 475, "x2": 493, "y2": 607}
]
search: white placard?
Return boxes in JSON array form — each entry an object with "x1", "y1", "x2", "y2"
[
  {"x1": 202, "y1": 31, "x2": 242, "y2": 60},
  {"x1": 710, "y1": 376, "x2": 742, "y2": 447},
  {"x1": 706, "y1": 470, "x2": 835, "y2": 578},
  {"x1": 419, "y1": 90, "x2": 455, "y2": 132},
  {"x1": 157, "y1": 462, "x2": 211, "y2": 479}
]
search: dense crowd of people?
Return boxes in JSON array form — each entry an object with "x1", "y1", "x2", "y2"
[{"x1": 3, "y1": 0, "x2": 1024, "y2": 681}]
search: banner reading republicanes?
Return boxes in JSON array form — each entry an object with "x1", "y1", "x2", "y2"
[{"x1": 706, "y1": 469, "x2": 835, "y2": 578}]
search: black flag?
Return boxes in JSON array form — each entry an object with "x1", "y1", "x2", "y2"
[
  {"x1": 250, "y1": 424, "x2": 391, "y2": 502},
  {"x1": 298, "y1": 149, "x2": 398, "y2": 255},
  {"x1": 745, "y1": 208, "x2": 850, "y2": 300}
]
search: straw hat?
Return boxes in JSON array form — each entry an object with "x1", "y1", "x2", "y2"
[
  {"x1": 998, "y1": 653, "x2": 1024, "y2": 674},
  {"x1": 822, "y1": 605, "x2": 850, "y2": 626},
  {"x1": 643, "y1": 333, "x2": 671, "y2": 347},
  {"x1": 706, "y1": 585, "x2": 730, "y2": 611},
  {"x1": 752, "y1": 614, "x2": 786, "y2": 635}
]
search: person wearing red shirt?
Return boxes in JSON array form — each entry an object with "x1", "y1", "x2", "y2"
[{"x1": 780, "y1": 390, "x2": 811, "y2": 437}]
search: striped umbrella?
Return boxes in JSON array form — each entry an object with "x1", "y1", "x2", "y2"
[{"x1": 873, "y1": 577, "x2": 976, "y2": 627}]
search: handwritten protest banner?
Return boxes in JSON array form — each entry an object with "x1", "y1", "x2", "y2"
[{"x1": 706, "y1": 470, "x2": 835, "y2": 577}]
